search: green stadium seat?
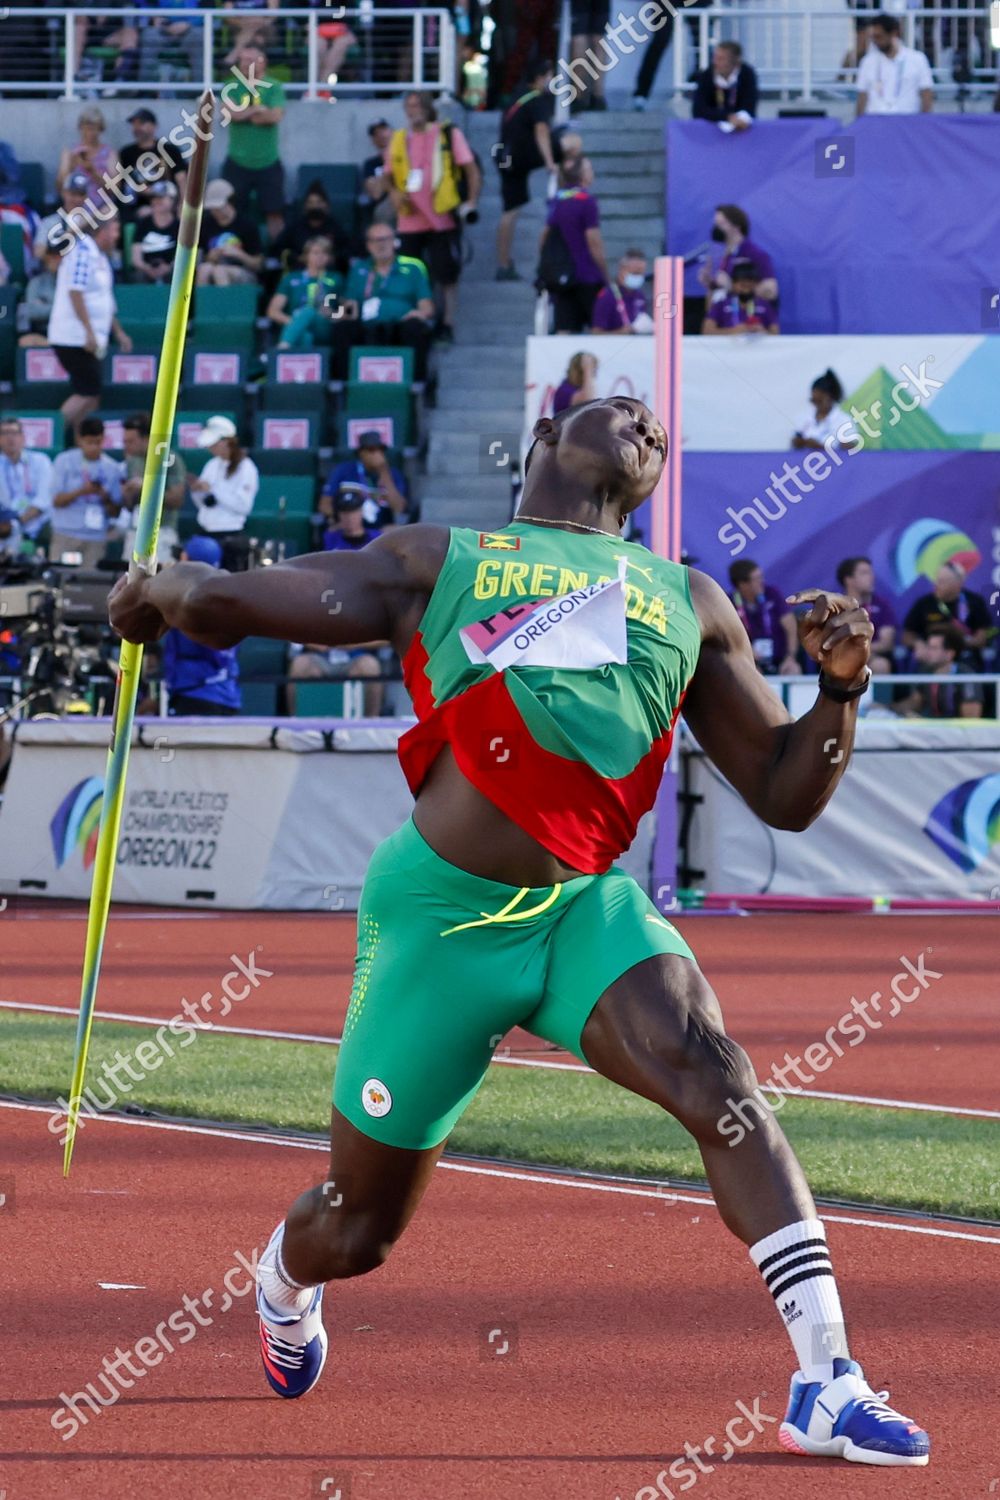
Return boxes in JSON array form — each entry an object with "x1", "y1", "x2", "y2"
[
  {"x1": 0, "y1": 223, "x2": 26, "y2": 287},
  {"x1": 260, "y1": 349, "x2": 331, "y2": 424},
  {"x1": 11, "y1": 410, "x2": 64, "y2": 451},
  {"x1": 237, "y1": 635, "x2": 287, "y2": 716},
  {"x1": 254, "y1": 410, "x2": 318, "y2": 450},
  {"x1": 294, "y1": 680, "x2": 348, "y2": 716},
  {"x1": 253, "y1": 475, "x2": 318, "y2": 518},
  {"x1": 0, "y1": 288, "x2": 18, "y2": 385},
  {"x1": 348, "y1": 345, "x2": 415, "y2": 387},
  {"x1": 245, "y1": 515, "x2": 313, "y2": 556},
  {"x1": 295, "y1": 163, "x2": 360, "y2": 204},
  {"x1": 14, "y1": 346, "x2": 70, "y2": 408},
  {"x1": 114, "y1": 284, "x2": 170, "y2": 333},
  {"x1": 100, "y1": 347, "x2": 161, "y2": 412},
  {"x1": 178, "y1": 349, "x2": 248, "y2": 418},
  {"x1": 251, "y1": 447, "x2": 320, "y2": 479},
  {"x1": 342, "y1": 382, "x2": 414, "y2": 452},
  {"x1": 195, "y1": 284, "x2": 261, "y2": 324}
]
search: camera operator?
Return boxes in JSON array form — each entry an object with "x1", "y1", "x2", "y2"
[{"x1": 50, "y1": 415, "x2": 123, "y2": 568}]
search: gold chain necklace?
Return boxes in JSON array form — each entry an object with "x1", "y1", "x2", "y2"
[{"x1": 516, "y1": 514, "x2": 620, "y2": 538}]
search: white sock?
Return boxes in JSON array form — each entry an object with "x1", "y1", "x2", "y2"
[
  {"x1": 749, "y1": 1218, "x2": 850, "y2": 1383},
  {"x1": 258, "y1": 1222, "x2": 317, "y2": 1315}
]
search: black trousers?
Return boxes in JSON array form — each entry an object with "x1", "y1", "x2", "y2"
[
  {"x1": 552, "y1": 282, "x2": 599, "y2": 334},
  {"x1": 327, "y1": 318, "x2": 433, "y2": 381},
  {"x1": 633, "y1": 0, "x2": 708, "y2": 100}
]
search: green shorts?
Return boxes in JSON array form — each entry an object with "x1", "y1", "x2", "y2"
[{"x1": 333, "y1": 817, "x2": 695, "y2": 1150}]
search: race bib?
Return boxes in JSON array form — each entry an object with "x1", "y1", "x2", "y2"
[
  {"x1": 83, "y1": 504, "x2": 105, "y2": 532},
  {"x1": 752, "y1": 636, "x2": 774, "y2": 663},
  {"x1": 461, "y1": 560, "x2": 628, "y2": 673}
]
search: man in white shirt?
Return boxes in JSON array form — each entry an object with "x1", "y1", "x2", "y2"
[
  {"x1": 856, "y1": 13, "x2": 934, "y2": 116},
  {"x1": 47, "y1": 216, "x2": 132, "y2": 438},
  {"x1": 0, "y1": 416, "x2": 54, "y2": 550}
]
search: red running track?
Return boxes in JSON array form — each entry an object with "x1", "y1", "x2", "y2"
[
  {"x1": 2, "y1": 908, "x2": 997, "y2": 1113},
  {"x1": 2, "y1": 1101, "x2": 998, "y2": 1500}
]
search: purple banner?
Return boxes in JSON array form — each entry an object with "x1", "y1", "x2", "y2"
[{"x1": 681, "y1": 451, "x2": 1000, "y2": 623}]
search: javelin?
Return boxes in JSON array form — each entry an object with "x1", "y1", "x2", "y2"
[{"x1": 62, "y1": 90, "x2": 215, "y2": 1177}]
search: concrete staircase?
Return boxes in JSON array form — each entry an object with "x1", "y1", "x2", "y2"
[{"x1": 419, "y1": 107, "x2": 668, "y2": 531}]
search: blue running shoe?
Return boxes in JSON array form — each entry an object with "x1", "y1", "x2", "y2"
[
  {"x1": 780, "y1": 1358, "x2": 929, "y2": 1466},
  {"x1": 256, "y1": 1224, "x2": 327, "y2": 1399}
]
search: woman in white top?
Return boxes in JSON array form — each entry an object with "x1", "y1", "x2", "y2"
[
  {"x1": 791, "y1": 369, "x2": 857, "y2": 453},
  {"x1": 190, "y1": 414, "x2": 259, "y2": 570}
]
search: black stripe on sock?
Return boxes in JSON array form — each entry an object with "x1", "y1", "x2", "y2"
[
  {"x1": 756, "y1": 1236, "x2": 828, "y2": 1276},
  {"x1": 763, "y1": 1250, "x2": 834, "y2": 1290},
  {"x1": 769, "y1": 1266, "x2": 837, "y2": 1302}
]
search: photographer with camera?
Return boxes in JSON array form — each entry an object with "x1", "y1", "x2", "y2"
[{"x1": 50, "y1": 416, "x2": 123, "y2": 568}]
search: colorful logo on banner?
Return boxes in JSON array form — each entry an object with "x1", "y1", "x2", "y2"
[
  {"x1": 894, "y1": 518, "x2": 982, "y2": 589},
  {"x1": 50, "y1": 777, "x2": 104, "y2": 869},
  {"x1": 923, "y1": 773, "x2": 1000, "y2": 873}
]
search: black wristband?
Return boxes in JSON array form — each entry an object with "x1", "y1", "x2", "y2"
[{"x1": 818, "y1": 668, "x2": 871, "y2": 703}]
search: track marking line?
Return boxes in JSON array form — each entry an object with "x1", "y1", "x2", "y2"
[
  {"x1": 2, "y1": 1099, "x2": 998, "y2": 1247},
  {"x1": 98, "y1": 1282, "x2": 145, "y2": 1290},
  {"x1": 3, "y1": 1000, "x2": 998, "y2": 1121}
]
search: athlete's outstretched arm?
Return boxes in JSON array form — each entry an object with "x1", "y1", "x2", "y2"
[
  {"x1": 109, "y1": 525, "x2": 449, "y2": 654},
  {"x1": 683, "y1": 569, "x2": 872, "y2": 831}
]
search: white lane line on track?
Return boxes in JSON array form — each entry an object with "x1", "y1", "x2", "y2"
[
  {"x1": 4, "y1": 998, "x2": 999, "y2": 1121},
  {"x1": 2, "y1": 1098, "x2": 998, "y2": 1247}
]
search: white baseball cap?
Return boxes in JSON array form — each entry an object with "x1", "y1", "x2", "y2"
[{"x1": 196, "y1": 415, "x2": 238, "y2": 447}]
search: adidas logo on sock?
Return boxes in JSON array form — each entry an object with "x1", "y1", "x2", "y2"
[{"x1": 781, "y1": 1299, "x2": 803, "y2": 1326}]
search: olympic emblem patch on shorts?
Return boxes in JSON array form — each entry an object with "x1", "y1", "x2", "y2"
[{"x1": 361, "y1": 1078, "x2": 393, "y2": 1118}]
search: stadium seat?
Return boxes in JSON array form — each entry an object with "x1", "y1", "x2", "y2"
[
  {"x1": 174, "y1": 411, "x2": 241, "y2": 451},
  {"x1": 11, "y1": 409, "x2": 64, "y2": 453},
  {"x1": 101, "y1": 347, "x2": 160, "y2": 412},
  {"x1": 295, "y1": 163, "x2": 359, "y2": 204},
  {"x1": 194, "y1": 284, "x2": 260, "y2": 324},
  {"x1": 252, "y1": 447, "x2": 320, "y2": 479},
  {"x1": 348, "y1": 346, "x2": 415, "y2": 387},
  {"x1": 0, "y1": 223, "x2": 26, "y2": 287},
  {"x1": 253, "y1": 475, "x2": 318, "y2": 518},
  {"x1": 13, "y1": 346, "x2": 70, "y2": 409},
  {"x1": 255, "y1": 410, "x2": 319, "y2": 451},
  {"x1": 18, "y1": 161, "x2": 46, "y2": 212},
  {"x1": 294, "y1": 680, "x2": 349, "y2": 716},
  {"x1": 237, "y1": 636, "x2": 287, "y2": 715},
  {"x1": 245, "y1": 515, "x2": 314, "y2": 556},
  {"x1": 115, "y1": 284, "x2": 170, "y2": 336},
  {"x1": 342, "y1": 382, "x2": 415, "y2": 452},
  {"x1": 0, "y1": 288, "x2": 17, "y2": 385},
  {"x1": 178, "y1": 348, "x2": 249, "y2": 422},
  {"x1": 260, "y1": 350, "x2": 331, "y2": 426}
]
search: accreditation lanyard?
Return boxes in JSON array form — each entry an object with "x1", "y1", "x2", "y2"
[{"x1": 0, "y1": 455, "x2": 34, "y2": 501}]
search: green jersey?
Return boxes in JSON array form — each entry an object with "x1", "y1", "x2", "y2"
[{"x1": 399, "y1": 521, "x2": 702, "y2": 872}]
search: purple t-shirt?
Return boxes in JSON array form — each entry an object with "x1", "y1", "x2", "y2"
[
  {"x1": 710, "y1": 293, "x2": 777, "y2": 330},
  {"x1": 862, "y1": 592, "x2": 897, "y2": 636},
  {"x1": 552, "y1": 379, "x2": 577, "y2": 415},
  {"x1": 720, "y1": 237, "x2": 775, "y2": 284},
  {"x1": 546, "y1": 189, "x2": 603, "y2": 285},
  {"x1": 591, "y1": 283, "x2": 647, "y2": 331},
  {"x1": 735, "y1": 583, "x2": 788, "y2": 667}
]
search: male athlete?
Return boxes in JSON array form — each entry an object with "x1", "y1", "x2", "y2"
[{"x1": 110, "y1": 397, "x2": 929, "y2": 1467}]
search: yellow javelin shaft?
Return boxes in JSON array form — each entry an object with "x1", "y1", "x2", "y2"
[{"x1": 63, "y1": 92, "x2": 215, "y2": 1177}]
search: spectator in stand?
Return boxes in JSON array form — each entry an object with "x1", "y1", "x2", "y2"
[
  {"x1": 18, "y1": 243, "x2": 61, "y2": 346},
  {"x1": 699, "y1": 204, "x2": 778, "y2": 303},
  {"x1": 50, "y1": 415, "x2": 123, "y2": 568},
  {"x1": 791, "y1": 370, "x2": 857, "y2": 452},
  {"x1": 221, "y1": 0, "x2": 280, "y2": 62},
  {"x1": 702, "y1": 260, "x2": 779, "y2": 335},
  {"x1": 552, "y1": 350, "x2": 598, "y2": 415},
  {"x1": 540, "y1": 159, "x2": 608, "y2": 334},
  {"x1": 270, "y1": 182, "x2": 346, "y2": 272},
  {"x1": 321, "y1": 431, "x2": 411, "y2": 528},
  {"x1": 729, "y1": 558, "x2": 801, "y2": 675},
  {"x1": 118, "y1": 108, "x2": 188, "y2": 222},
  {"x1": 35, "y1": 172, "x2": 90, "y2": 257},
  {"x1": 131, "y1": 181, "x2": 180, "y2": 284},
  {"x1": 495, "y1": 60, "x2": 557, "y2": 282},
  {"x1": 332, "y1": 224, "x2": 435, "y2": 381},
  {"x1": 315, "y1": 7, "x2": 358, "y2": 94},
  {"x1": 139, "y1": 1, "x2": 206, "y2": 85},
  {"x1": 591, "y1": 250, "x2": 654, "y2": 335},
  {"x1": 0, "y1": 501, "x2": 19, "y2": 558},
  {"x1": 48, "y1": 216, "x2": 132, "y2": 437},
  {"x1": 386, "y1": 91, "x2": 481, "y2": 343},
  {"x1": 196, "y1": 179, "x2": 264, "y2": 287},
  {"x1": 857, "y1": 13, "x2": 934, "y2": 115},
  {"x1": 268, "y1": 236, "x2": 342, "y2": 349},
  {"x1": 903, "y1": 561, "x2": 991, "y2": 670},
  {"x1": 190, "y1": 415, "x2": 260, "y2": 572},
  {"x1": 70, "y1": 10, "x2": 141, "y2": 89},
  {"x1": 692, "y1": 41, "x2": 759, "y2": 130},
  {"x1": 361, "y1": 120, "x2": 396, "y2": 231},
  {"x1": 0, "y1": 415, "x2": 53, "y2": 552},
  {"x1": 569, "y1": 0, "x2": 610, "y2": 112},
  {"x1": 119, "y1": 411, "x2": 188, "y2": 564},
  {"x1": 290, "y1": 491, "x2": 384, "y2": 715},
  {"x1": 630, "y1": 0, "x2": 711, "y2": 111},
  {"x1": 835, "y1": 555, "x2": 896, "y2": 674},
  {"x1": 221, "y1": 43, "x2": 287, "y2": 242},
  {"x1": 161, "y1": 536, "x2": 242, "y2": 717},
  {"x1": 894, "y1": 624, "x2": 984, "y2": 719},
  {"x1": 56, "y1": 108, "x2": 119, "y2": 213}
]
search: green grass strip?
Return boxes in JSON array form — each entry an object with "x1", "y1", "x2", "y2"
[{"x1": 2, "y1": 1011, "x2": 998, "y2": 1221}]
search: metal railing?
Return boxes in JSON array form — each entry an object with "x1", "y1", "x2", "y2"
[
  {"x1": 0, "y1": 7, "x2": 456, "y2": 99},
  {"x1": 763, "y1": 669, "x2": 999, "y2": 715},
  {"x1": 666, "y1": 4, "x2": 999, "y2": 102}
]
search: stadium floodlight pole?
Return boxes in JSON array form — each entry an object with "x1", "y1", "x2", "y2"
[{"x1": 62, "y1": 91, "x2": 215, "y2": 1178}]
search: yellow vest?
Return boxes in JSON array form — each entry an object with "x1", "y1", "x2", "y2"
[{"x1": 389, "y1": 123, "x2": 461, "y2": 216}]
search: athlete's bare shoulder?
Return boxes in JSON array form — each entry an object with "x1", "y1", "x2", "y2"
[
  {"x1": 374, "y1": 521, "x2": 451, "y2": 595},
  {"x1": 686, "y1": 566, "x2": 742, "y2": 648}
]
